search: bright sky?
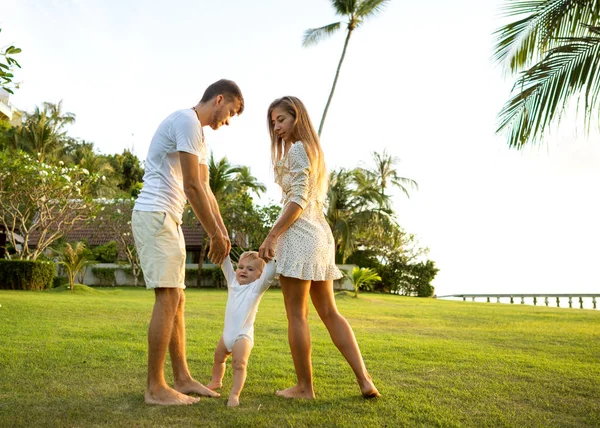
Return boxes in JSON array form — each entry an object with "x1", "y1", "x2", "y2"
[{"x1": 3, "y1": 0, "x2": 600, "y2": 297}]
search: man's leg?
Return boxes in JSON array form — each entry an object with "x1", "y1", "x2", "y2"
[
  {"x1": 228, "y1": 338, "x2": 253, "y2": 407},
  {"x1": 171, "y1": 289, "x2": 219, "y2": 397},
  {"x1": 146, "y1": 288, "x2": 200, "y2": 405},
  {"x1": 207, "y1": 336, "x2": 231, "y2": 391}
]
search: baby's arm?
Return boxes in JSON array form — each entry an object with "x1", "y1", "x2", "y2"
[
  {"x1": 221, "y1": 256, "x2": 236, "y2": 288},
  {"x1": 256, "y1": 261, "x2": 277, "y2": 293}
]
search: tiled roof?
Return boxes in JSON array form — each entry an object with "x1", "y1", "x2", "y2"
[{"x1": 27, "y1": 221, "x2": 207, "y2": 250}]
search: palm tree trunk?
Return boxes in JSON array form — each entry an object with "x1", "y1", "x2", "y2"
[{"x1": 318, "y1": 28, "x2": 353, "y2": 137}]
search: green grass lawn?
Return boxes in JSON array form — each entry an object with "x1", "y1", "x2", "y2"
[{"x1": 0, "y1": 287, "x2": 598, "y2": 427}]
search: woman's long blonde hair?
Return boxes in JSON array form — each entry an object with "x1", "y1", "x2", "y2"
[{"x1": 267, "y1": 96, "x2": 328, "y2": 201}]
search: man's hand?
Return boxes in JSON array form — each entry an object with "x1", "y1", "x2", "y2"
[{"x1": 208, "y1": 231, "x2": 230, "y2": 265}]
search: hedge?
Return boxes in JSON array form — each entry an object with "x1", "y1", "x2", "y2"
[{"x1": 0, "y1": 259, "x2": 55, "y2": 290}]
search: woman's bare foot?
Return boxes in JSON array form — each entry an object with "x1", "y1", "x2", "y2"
[
  {"x1": 206, "y1": 381, "x2": 222, "y2": 391},
  {"x1": 275, "y1": 385, "x2": 315, "y2": 399},
  {"x1": 174, "y1": 378, "x2": 220, "y2": 398},
  {"x1": 227, "y1": 395, "x2": 240, "y2": 407},
  {"x1": 145, "y1": 386, "x2": 200, "y2": 405},
  {"x1": 359, "y1": 378, "x2": 380, "y2": 398}
]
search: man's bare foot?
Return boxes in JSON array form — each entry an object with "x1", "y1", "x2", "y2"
[
  {"x1": 145, "y1": 386, "x2": 200, "y2": 405},
  {"x1": 227, "y1": 395, "x2": 240, "y2": 407},
  {"x1": 275, "y1": 385, "x2": 315, "y2": 399},
  {"x1": 206, "y1": 381, "x2": 222, "y2": 391},
  {"x1": 359, "y1": 378, "x2": 381, "y2": 398},
  {"x1": 174, "y1": 378, "x2": 220, "y2": 398}
]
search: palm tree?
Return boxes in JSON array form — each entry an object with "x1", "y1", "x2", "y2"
[
  {"x1": 235, "y1": 166, "x2": 267, "y2": 197},
  {"x1": 303, "y1": 0, "x2": 390, "y2": 136},
  {"x1": 343, "y1": 266, "x2": 381, "y2": 298},
  {"x1": 208, "y1": 153, "x2": 243, "y2": 202},
  {"x1": 7, "y1": 102, "x2": 76, "y2": 161},
  {"x1": 493, "y1": 0, "x2": 600, "y2": 148},
  {"x1": 58, "y1": 242, "x2": 90, "y2": 290},
  {"x1": 326, "y1": 168, "x2": 394, "y2": 262},
  {"x1": 367, "y1": 150, "x2": 417, "y2": 207}
]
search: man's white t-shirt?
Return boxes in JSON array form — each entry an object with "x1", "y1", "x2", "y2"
[{"x1": 134, "y1": 108, "x2": 208, "y2": 222}]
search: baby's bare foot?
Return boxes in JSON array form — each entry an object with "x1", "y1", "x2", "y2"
[
  {"x1": 206, "y1": 381, "x2": 222, "y2": 391},
  {"x1": 227, "y1": 395, "x2": 240, "y2": 407},
  {"x1": 174, "y1": 378, "x2": 220, "y2": 398},
  {"x1": 145, "y1": 386, "x2": 200, "y2": 405},
  {"x1": 275, "y1": 385, "x2": 315, "y2": 399}
]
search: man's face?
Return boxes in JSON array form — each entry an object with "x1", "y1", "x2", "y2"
[
  {"x1": 210, "y1": 96, "x2": 241, "y2": 130},
  {"x1": 235, "y1": 257, "x2": 263, "y2": 285}
]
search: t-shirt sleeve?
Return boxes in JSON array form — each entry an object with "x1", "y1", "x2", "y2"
[
  {"x1": 221, "y1": 256, "x2": 236, "y2": 288},
  {"x1": 255, "y1": 261, "x2": 277, "y2": 293},
  {"x1": 174, "y1": 111, "x2": 207, "y2": 165},
  {"x1": 288, "y1": 143, "x2": 311, "y2": 209}
]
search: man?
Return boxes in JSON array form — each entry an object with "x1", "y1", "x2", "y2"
[{"x1": 132, "y1": 79, "x2": 244, "y2": 405}]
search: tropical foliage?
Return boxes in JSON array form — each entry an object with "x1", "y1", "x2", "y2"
[
  {"x1": 0, "y1": 28, "x2": 21, "y2": 94},
  {"x1": 0, "y1": 151, "x2": 101, "y2": 260},
  {"x1": 58, "y1": 242, "x2": 90, "y2": 290},
  {"x1": 303, "y1": 0, "x2": 390, "y2": 135},
  {"x1": 344, "y1": 266, "x2": 381, "y2": 298},
  {"x1": 494, "y1": 0, "x2": 600, "y2": 148}
]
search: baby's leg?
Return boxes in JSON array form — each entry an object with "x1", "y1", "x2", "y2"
[
  {"x1": 207, "y1": 336, "x2": 231, "y2": 391},
  {"x1": 228, "y1": 338, "x2": 253, "y2": 407}
]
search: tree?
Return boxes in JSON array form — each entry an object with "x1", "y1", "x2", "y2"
[
  {"x1": 58, "y1": 242, "x2": 90, "y2": 290},
  {"x1": 0, "y1": 151, "x2": 100, "y2": 260},
  {"x1": 107, "y1": 149, "x2": 144, "y2": 197},
  {"x1": 92, "y1": 199, "x2": 142, "y2": 286},
  {"x1": 344, "y1": 266, "x2": 381, "y2": 298},
  {"x1": 493, "y1": 0, "x2": 600, "y2": 148},
  {"x1": 0, "y1": 28, "x2": 21, "y2": 94},
  {"x1": 367, "y1": 150, "x2": 417, "y2": 206},
  {"x1": 6, "y1": 102, "x2": 76, "y2": 162},
  {"x1": 303, "y1": 0, "x2": 390, "y2": 136},
  {"x1": 325, "y1": 167, "x2": 393, "y2": 262}
]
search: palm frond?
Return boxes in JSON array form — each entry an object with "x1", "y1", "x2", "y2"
[
  {"x1": 493, "y1": 0, "x2": 600, "y2": 72},
  {"x1": 332, "y1": 0, "x2": 357, "y2": 15},
  {"x1": 356, "y1": 0, "x2": 391, "y2": 20},
  {"x1": 497, "y1": 32, "x2": 600, "y2": 147},
  {"x1": 302, "y1": 22, "x2": 342, "y2": 47}
]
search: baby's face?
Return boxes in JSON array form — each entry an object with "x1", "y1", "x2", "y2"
[{"x1": 235, "y1": 258, "x2": 263, "y2": 285}]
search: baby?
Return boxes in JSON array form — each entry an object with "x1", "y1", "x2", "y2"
[{"x1": 206, "y1": 251, "x2": 276, "y2": 407}]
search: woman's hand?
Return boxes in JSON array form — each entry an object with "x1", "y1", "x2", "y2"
[{"x1": 259, "y1": 235, "x2": 278, "y2": 261}]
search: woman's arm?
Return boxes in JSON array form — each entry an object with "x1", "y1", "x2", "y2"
[{"x1": 258, "y1": 202, "x2": 302, "y2": 261}]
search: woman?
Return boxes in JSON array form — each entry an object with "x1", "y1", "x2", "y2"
[{"x1": 259, "y1": 96, "x2": 379, "y2": 399}]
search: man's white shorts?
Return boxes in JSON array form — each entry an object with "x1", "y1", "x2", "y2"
[{"x1": 132, "y1": 210, "x2": 186, "y2": 289}]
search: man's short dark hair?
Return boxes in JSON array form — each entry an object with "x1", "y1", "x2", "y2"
[{"x1": 200, "y1": 79, "x2": 244, "y2": 114}]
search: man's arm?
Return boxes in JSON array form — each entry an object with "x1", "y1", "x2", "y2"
[
  {"x1": 180, "y1": 151, "x2": 229, "y2": 264},
  {"x1": 198, "y1": 163, "x2": 231, "y2": 256}
]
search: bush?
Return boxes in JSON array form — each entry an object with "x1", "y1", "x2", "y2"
[
  {"x1": 184, "y1": 267, "x2": 225, "y2": 288},
  {"x1": 91, "y1": 241, "x2": 118, "y2": 263},
  {"x1": 52, "y1": 276, "x2": 69, "y2": 289},
  {"x1": 92, "y1": 267, "x2": 116, "y2": 286},
  {"x1": 0, "y1": 259, "x2": 55, "y2": 290}
]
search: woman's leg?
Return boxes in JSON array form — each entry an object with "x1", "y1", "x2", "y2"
[
  {"x1": 276, "y1": 275, "x2": 315, "y2": 399},
  {"x1": 310, "y1": 280, "x2": 380, "y2": 397},
  {"x1": 207, "y1": 336, "x2": 230, "y2": 391}
]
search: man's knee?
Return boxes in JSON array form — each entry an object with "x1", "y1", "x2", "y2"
[{"x1": 155, "y1": 288, "x2": 182, "y2": 308}]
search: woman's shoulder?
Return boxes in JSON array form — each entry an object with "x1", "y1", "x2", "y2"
[{"x1": 289, "y1": 141, "x2": 309, "y2": 160}]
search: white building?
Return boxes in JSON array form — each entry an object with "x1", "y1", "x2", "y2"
[{"x1": 0, "y1": 88, "x2": 23, "y2": 126}]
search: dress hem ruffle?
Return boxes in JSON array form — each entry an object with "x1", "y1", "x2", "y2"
[{"x1": 275, "y1": 258, "x2": 343, "y2": 281}]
